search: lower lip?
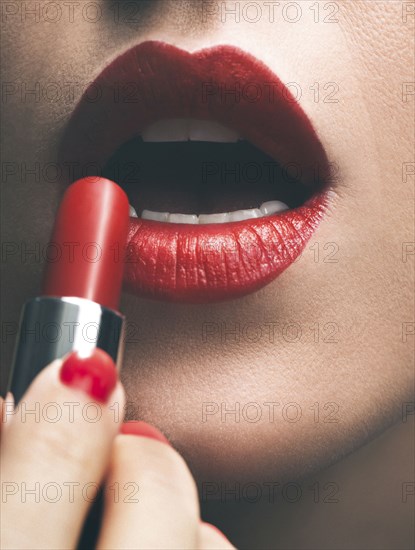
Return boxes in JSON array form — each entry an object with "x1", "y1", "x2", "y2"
[{"x1": 125, "y1": 192, "x2": 329, "y2": 303}]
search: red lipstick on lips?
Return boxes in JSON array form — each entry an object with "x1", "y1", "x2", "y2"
[
  {"x1": 60, "y1": 41, "x2": 332, "y2": 303},
  {"x1": 9, "y1": 177, "x2": 129, "y2": 402}
]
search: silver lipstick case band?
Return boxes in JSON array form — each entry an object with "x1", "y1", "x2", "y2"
[{"x1": 8, "y1": 296, "x2": 125, "y2": 403}]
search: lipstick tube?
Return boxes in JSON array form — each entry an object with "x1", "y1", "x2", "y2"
[
  {"x1": 8, "y1": 177, "x2": 130, "y2": 403},
  {"x1": 10, "y1": 296, "x2": 125, "y2": 403}
]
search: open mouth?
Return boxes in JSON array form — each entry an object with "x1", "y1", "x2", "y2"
[{"x1": 59, "y1": 41, "x2": 332, "y2": 303}]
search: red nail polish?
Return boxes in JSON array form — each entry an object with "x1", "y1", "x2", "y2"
[
  {"x1": 121, "y1": 420, "x2": 170, "y2": 445},
  {"x1": 60, "y1": 349, "x2": 117, "y2": 403}
]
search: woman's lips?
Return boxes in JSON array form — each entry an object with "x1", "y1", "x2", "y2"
[{"x1": 59, "y1": 40, "x2": 331, "y2": 303}]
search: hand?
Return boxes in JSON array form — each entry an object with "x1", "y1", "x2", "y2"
[{"x1": 0, "y1": 350, "x2": 235, "y2": 549}]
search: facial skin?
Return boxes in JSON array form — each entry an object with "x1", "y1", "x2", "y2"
[{"x1": 1, "y1": 0, "x2": 413, "y2": 497}]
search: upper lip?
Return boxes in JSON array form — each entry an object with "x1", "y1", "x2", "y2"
[{"x1": 59, "y1": 40, "x2": 332, "y2": 303}]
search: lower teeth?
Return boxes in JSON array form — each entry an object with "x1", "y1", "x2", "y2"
[{"x1": 129, "y1": 200, "x2": 289, "y2": 224}]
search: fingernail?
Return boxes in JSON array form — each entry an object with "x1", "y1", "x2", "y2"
[
  {"x1": 59, "y1": 349, "x2": 117, "y2": 403},
  {"x1": 121, "y1": 420, "x2": 170, "y2": 446}
]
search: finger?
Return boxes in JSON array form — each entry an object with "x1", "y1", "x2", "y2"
[
  {"x1": 1, "y1": 392, "x2": 15, "y2": 435},
  {"x1": 198, "y1": 523, "x2": 236, "y2": 549},
  {"x1": 1, "y1": 350, "x2": 125, "y2": 550},
  {"x1": 0, "y1": 395, "x2": 4, "y2": 437},
  {"x1": 97, "y1": 421, "x2": 199, "y2": 549}
]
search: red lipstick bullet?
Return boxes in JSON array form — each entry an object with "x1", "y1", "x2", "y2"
[
  {"x1": 9, "y1": 177, "x2": 130, "y2": 402},
  {"x1": 42, "y1": 177, "x2": 128, "y2": 309}
]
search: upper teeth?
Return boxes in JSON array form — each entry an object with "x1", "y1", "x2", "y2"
[
  {"x1": 133, "y1": 119, "x2": 288, "y2": 223},
  {"x1": 129, "y1": 201, "x2": 289, "y2": 224},
  {"x1": 141, "y1": 119, "x2": 240, "y2": 143}
]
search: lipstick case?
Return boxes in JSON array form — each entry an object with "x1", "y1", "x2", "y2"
[
  {"x1": 8, "y1": 296, "x2": 125, "y2": 403},
  {"x1": 7, "y1": 177, "x2": 130, "y2": 404}
]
